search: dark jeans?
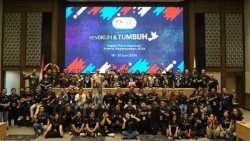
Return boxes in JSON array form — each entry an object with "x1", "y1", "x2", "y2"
[
  {"x1": 33, "y1": 123, "x2": 47, "y2": 134},
  {"x1": 8, "y1": 108, "x2": 18, "y2": 126},
  {"x1": 122, "y1": 131, "x2": 139, "y2": 139},
  {"x1": 0, "y1": 111, "x2": 8, "y2": 122},
  {"x1": 19, "y1": 105, "x2": 30, "y2": 117}
]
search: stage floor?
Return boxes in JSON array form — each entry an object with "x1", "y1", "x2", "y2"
[{"x1": 4, "y1": 109, "x2": 250, "y2": 141}]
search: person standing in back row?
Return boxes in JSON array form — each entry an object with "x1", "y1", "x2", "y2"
[{"x1": 23, "y1": 69, "x2": 39, "y2": 95}]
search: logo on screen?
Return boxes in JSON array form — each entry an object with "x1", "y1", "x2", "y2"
[
  {"x1": 148, "y1": 31, "x2": 159, "y2": 41},
  {"x1": 112, "y1": 17, "x2": 137, "y2": 29}
]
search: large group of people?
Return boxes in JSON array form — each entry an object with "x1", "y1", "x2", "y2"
[
  {"x1": 0, "y1": 64, "x2": 245, "y2": 141},
  {"x1": 33, "y1": 63, "x2": 219, "y2": 90}
]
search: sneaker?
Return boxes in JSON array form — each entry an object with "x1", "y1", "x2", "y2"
[
  {"x1": 69, "y1": 132, "x2": 73, "y2": 135},
  {"x1": 26, "y1": 116, "x2": 30, "y2": 121},
  {"x1": 97, "y1": 133, "x2": 101, "y2": 136},
  {"x1": 79, "y1": 133, "x2": 87, "y2": 137},
  {"x1": 17, "y1": 116, "x2": 23, "y2": 121},
  {"x1": 108, "y1": 133, "x2": 115, "y2": 137}
]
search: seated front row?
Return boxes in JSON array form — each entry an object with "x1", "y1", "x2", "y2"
[{"x1": 32, "y1": 103, "x2": 244, "y2": 140}]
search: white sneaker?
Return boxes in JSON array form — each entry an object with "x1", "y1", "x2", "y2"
[
  {"x1": 97, "y1": 133, "x2": 101, "y2": 136},
  {"x1": 69, "y1": 131, "x2": 73, "y2": 135},
  {"x1": 17, "y1": 116, "x2": 23, "y2": 121},
  {"x1": 108, "y1": 133, "x2": 115, "y2": 137},
  {"x1": 79, "y1": 133, "x2": 87, "y2": 137},
  {"x1": 26, "y1": 116, "x2": 30, "y2": 121}
]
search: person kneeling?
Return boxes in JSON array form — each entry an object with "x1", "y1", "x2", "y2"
[
  {"x1": 99, "y1": 110, "x2": 114, "y2": 137},
  {"x1": 167, "y1": 115, "x2": 181, "y2": 140},
  {"x1": 33, "y1": 106, "x2": 50, "y2": 138},
  {"x1": 86, "y1": 111, "x2": 99, "y2": 137},
  {"x1": 70, "y1": 111, "x2": 86, "y2": 136},
  {"x1": 206, "y1": 114, "x2": 220, "y2": 139},
  {"x1": 122, "y1": 113, "x2": 140, "y2": 140},
  {"x1": 44, "y1": 113, "x2": 63, "y2": 138}
]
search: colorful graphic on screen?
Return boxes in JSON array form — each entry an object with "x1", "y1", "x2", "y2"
[{"x1": 65, "y1": 6, "x2": 184, "y2": 73}]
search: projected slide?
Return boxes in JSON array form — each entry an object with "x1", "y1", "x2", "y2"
[{"x1": 65, "y1": 6, "x2": 184, "y2": 73}]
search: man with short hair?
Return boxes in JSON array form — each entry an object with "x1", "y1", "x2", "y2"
[
  {"x1": 33, "y1": 106, "x2": 50, "y2": 138},
  {"x1": 23, "y1": 69, "x2": 39, "y2": 94},
  {"x1": 8, "y1": 88, "x2": 20, "y2": 126},
  {"x1": 0, "y1": 88, "x2": 10, "y2": 123}
]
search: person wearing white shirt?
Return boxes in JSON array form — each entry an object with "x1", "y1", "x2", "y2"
[
  {"x1": 92, "y1": 69, "x2": 103, "y2": 88},
  {"x1": 74, "y1": 88, "x2": 87, "y2": 113}
]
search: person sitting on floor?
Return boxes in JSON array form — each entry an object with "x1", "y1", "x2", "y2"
[
  {"x1": 33, "y1": 106, "x2": 50, "y2": 138},
  {"x1": 179, "y1": 113, "x2": 191, "y2": 139},
  {"x1": 98, "y1": 109, "x2": 114, "y2": 137},
  {"x1": 219, "y1": 110, "x2": 232, "y2": 139},
  {"x1": 85, "y1": 110, "x2": 99, "y2": 137},
  {"x1": 44, "y1": 113, "x2": 63, "y2": 138},
  {"x1": 70, "y1": 111, "x2": 86, "y2": 136},
  {"x1": 122, "y1": 112, "x2": 140, "y2": 140},
  {"x1": 206, "y1": 114, "x2": 220, "y2": 139},
  {"x1": 167, "y1": 114, "x2": 181, "y2": 140}
]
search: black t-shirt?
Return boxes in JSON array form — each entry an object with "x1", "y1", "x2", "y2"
[
  {"x1": 73, "y1": 117, "x2": 85, "y2": 128},
  {"x1": 221, "y1": 93, "x2": 233, "y2": 108},
  {"x1": 67, "y1": 92, "x2": 76, "y2": 104},
  {"x1": 47, "y1": 92, "x2": 56, "y2": 104},
  {"x1": 33, "y1": 94, "x2": 43, "y2": 104},
  {"x1": 209, "y1": 96, "x2": 221, "y2": 111},
  {"x1": 198, "y1": 74, "x2": 209, "y2": 88},
  {"x1": 63, "y1": 110, "x2": 75, "y2": 123},
  {"x1": 103, "y1": 94, "x2": 115, "y2": 106},
  {"x1": 147, "y1": 92, "x2": 158, "y2": 104},
  {"x1": 124, "y1": 118, "x2": 137, "y2": 132},
  {"x1": 86, "y1": 118, "x2": 98, "y2": 129},
  {"x1": 156, "y1": 107, "x2": 168, "y2": 122},
  {"x1": 190, "y1": 112, "x2": 202, "y2": 129},
  {"x1": 197, "y1": 95, "x2": 206, "y2": 106},
  {"x1": 51, "y1": 119, "x2": 62, "y2": 133},
  {"x1": 37, "y1": 113, "x2": 49, "y2": 125},
  {"x1": 99, "y1": 116, "x2": 112, "y2": 131},
  {"x1": 169, "y1": 121, "x2": 179, "y2": 133},
  {"x1": 40, "y1": 78, "x2": 51, "y2": 90},
  {"x1": 0, "y1": 94, "x2": 9, "y2": 112},
  {"x1": 208, "y1": 79, "x2": 218, "y2": 90},
  {"x1": 9, "y1": 94, "x2": 20, "y2": 108},
  {"x1": 136, "y1": 94, "x2": 147, "y2": 105},
  {"x1": 231, "y1": 115, "x2": 244, "y2": 124},
  {"x1": 138, "y1": 107, "x2": 149, "y2": 121},
  {"x1": 20, "y1": 93, "x2": 32, "y2": 107},
  {"x1": 113, "y1": 110, "x2": 123, "y2": 124},
  {"x1": 176, "y1": 95, "x2": 187, "y2": 105},
  {"x1": 122, "y1": 92, "x2": 136, "y2": 104},
  {"x1": 220, "y1": 118, "x2": 231, "y2": 129},
  {"x1": 179, "y1": 120, "x2": 191, "y2": 131}
]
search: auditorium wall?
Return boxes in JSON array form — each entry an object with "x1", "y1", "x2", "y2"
[
  {"x1": 0, "y1": 0, "x2": 2, "y2": 90},
  {"x1": 244, "y1": 0, "x2": 250, "y2": 109},
  {"x1": 0, "y1": 0, "x2": 248, "y2": 107}
]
